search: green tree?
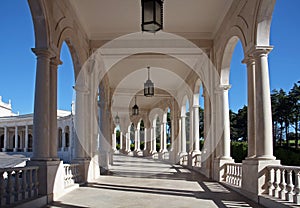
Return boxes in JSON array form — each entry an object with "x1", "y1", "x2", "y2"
[
  {"x1": 289, "y1": 81, "x2": 300, "y2": 148},
  {"x1": 235, "y1": 106, "x2": 247, "y2": 141}
]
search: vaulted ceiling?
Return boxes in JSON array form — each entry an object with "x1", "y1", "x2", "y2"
[{"x1": 69, "y1": 0, "x2": 233, "y2": 40}]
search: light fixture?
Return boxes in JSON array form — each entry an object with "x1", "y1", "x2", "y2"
[
  {"x1": 115, "y1": 112, "x2": 120, "y2": 125},
  {"x1": 144, "y1": 66, "x2": 154, "y2": 97},
  {"x1": 141, "y1": 0, "x2": 163, "y2": 33},
  {"x1": 132, "y1": 96, "x2": 139, "y2": 116}
]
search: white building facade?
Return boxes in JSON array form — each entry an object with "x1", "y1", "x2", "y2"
[{"x1": 0, "y1": 97, "x2": 74, "y2": 162}]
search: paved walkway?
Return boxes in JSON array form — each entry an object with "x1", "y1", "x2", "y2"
[{"x1": 48, "y1": 155, "x2": 264, "y2": 208}]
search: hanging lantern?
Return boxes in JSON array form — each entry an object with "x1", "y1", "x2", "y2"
[
  {"x1": 141, "y1": 0, "x2": 163, "y2": 33},
  {"x1": 132, "y1": 96, "x2": 139, "y2": 115},
  {"x1": 144, "y1": 66, "x2": 154, "y2": 97}
]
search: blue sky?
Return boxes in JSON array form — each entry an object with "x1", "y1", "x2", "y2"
[{"x1": 0, "y1": 1, "x2": 299, "y2": 114}]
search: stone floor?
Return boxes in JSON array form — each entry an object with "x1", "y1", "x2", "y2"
[{"x1": 47, "y1": 154, "x2": 264, "y2": 208}]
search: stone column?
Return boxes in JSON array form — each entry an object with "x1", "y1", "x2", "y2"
[
  {"x1": 242, "y1": 47, "x2": 279, "y2": 198},
  {"x1": 3, "y1": 126, "x2": 7, "y2": 151},
  {"x1": 31, "y1": 48, "x2": 53, "y2": 160},
  {"x1": 134, "y1": 128, "x2": 138, "y2": 151},
  {"x1": 152, "y1": 125, "x2": 157, "y2": 153},
  {"x1": 181, "y1": 115, "x2": 187, "y2": 155},
  {"x1": 126, "y1": 132, "x2": 130, "y2": 152},
  {"x1": 193, "y1": 105, "x2": 201, "y2": 154},
  {"x1": 112, "y1": 132, "x2": 116, "y2": 151},
  {"x1": 120, "y1": 132, "x2": 123, "y2": 150},
  {"x1": 150, "y1": 127, "x2": 153, "y2": 153},
  {"x1": 213, "y1": 85, "x2": 233, "y2": 182},
  {"x1": 144, "y1": 128, "x2": 147, "y2": 151},
  {"x1": 14, "y1": 126, "x2": 18, "y2": 152},
  {"x1": 243, "y1": 56, "x2": 256, "y2": 158},
  {"x1": 159, "y1": 123, "x2": 163, "y2": 152},
  {"x1": 137, "y1": 128, "x2": 141, "y2": 151},
  {"x1": 162, "y1": 122, "x2": 167, "y2": 152},
  {"x1": 24, "y1": 125, "x2": 28, "y2": 152},
  {"x1": 177, "y1": 118, "x2": 181, "y2": 156},
  {"x1": 189, "y1": 109, "x2": 194, "y2": 154},
  {"x1": 220, "y1": 85, "x2": 231, "y2": 159},
  {"x1": 171, "y1": 119, "x2": 174, "y2": 151},
  {"x1": 253, "y1": 48, "x2": 275, "y2": 159},
  {"x1": 49, "y1": 58, "x2": 61, "y2": 159}
]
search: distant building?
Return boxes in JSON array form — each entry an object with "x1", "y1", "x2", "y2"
[
  {"x1": 0, "y1": 96, "x2": 17, "y2": 117},
  {"x1": 0, "y1": 96, "x2": 74, "y2": 163}
]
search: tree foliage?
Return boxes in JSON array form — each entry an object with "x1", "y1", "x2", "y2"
[{"x1": 271, "y1": 81, "x2": 300, "y2": 148}]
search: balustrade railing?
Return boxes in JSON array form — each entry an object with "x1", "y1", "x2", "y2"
[
  {"x1": 225, "y1": 163, "x2": 242, "y2": 187},
  {"x1": 180, "y1": 154, "x2": 189, "y2": 166},
  {"x1": 0, "y1": 166, "x2": 39, "y2": 206},
  {"x1": 63, "y1": 164, "x2": 80, "y2": 187},
  {"x1": 193, "y1": 154, "x2": 201, "y2": 167},
  {"x1": 267, "y1": 165, "x2": 300, "y2": 205}
]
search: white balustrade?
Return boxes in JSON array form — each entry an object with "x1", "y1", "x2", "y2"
[
  {"x1": 0, "y1": 166, "x2": 39, "y2": 206},
  {"x1": 225, "y1": 163, "x2": 242, "y2": 187},
  {"x1": 193, "y1": 154, "x2": 201, "y2": 167},
  {"x1": 63, "y1": 164, "x2": 80, "y2": 187},
  {"x1": 267, "y1": 165, "x2": 300, "y2": 205}
]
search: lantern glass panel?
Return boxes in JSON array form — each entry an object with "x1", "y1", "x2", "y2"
[
  {"x1": 144, "y1": 1, "x2": 153, "y2": 22},
  {"x1": 155, "y1": 1, "x2": 162, "y2": 25}
]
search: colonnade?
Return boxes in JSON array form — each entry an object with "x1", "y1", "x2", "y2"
[
  {"x1": 0, "y1": 125, "x2": 32, "y2": 152},
  {"x1": 111, "y1": 103, "x2": 203, "y2": 159}
]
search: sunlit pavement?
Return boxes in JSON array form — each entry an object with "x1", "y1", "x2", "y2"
[{"x1": 47, "y1": 155, "x2": 264, "y2": 208}]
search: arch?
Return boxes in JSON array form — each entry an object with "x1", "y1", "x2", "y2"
[
  {"x1": 220, "y1": 36, "x2": 241, "y2": 86},
  {"x1": 28, "y1": 0, "x2": 49, "y2": 48},
  {"x1": 58, "y1": 36, "x2": 83, "y2": 79},
  {"x1": 64, "y1": 126, "x2": 70, "y2": 148},
  {"x1": 181, "y1": 95, "x2": 190, "y2": 117},
  {"x1": 58, "y1": 128, "x2": 63, "y2": 148},
  {"x1": 254, "y1": 0, "x2": 276, "y2": 46}
]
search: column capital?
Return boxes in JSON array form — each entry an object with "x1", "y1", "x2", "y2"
[
  {"x1": 245, "y1": 45, "x2": 273, "y2": 58},
  {"x1": 242, "y1": 55, "x2": 255, "y2": 65},
  {"x1": 31, "y1": 48, "x2": 56, "y2": 58},
  {"x1": 50, "y1": 57, "x2": 63, "y2": 67},
  {"x1": 218, "y1": 84, "x2": 231, "y2": 91}
]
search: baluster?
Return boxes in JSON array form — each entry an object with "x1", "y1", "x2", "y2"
[
  {"x1": 0, "y1": 171, "x2": 5, "y2": 206},
  {"x1": 22, "y1": 169, "x2": 27, "y2": 200},
  {"x1": 237, "y1": 165, "x2": 241, "y2": 186},
  {"x1": 293, "y1": 169, "x2": 300, "y2": 204},
  {"x1": 34, "y1": 168, "x2": 39, "y2": 197},
  {"x1": 274, "y1": 168, "x2": 281, "y2": 198},
  {"x1": 7, "y1": 171, "x2": 14, "y2": 204},
  {"x1": 228, "y1": 165, "x2": 232, "y2": 184},
  {"x1": 268, "y1": 167, "x2": 275, "y2": 196},
  {"x1": 14, "y1": 170, "x2": 21, "y2": 201},
  {"x1": 279, "y1": 169, "x2": 287, "y2": 200},
  {"x1": 28, "y1": 169, "x2": 32, "y2": 198},
  {"x1": 286, "y1": 169, "x2": 294, "y2": 202},
  {"x1": 233, "y1": 165, "x2": 237, "y2": 185},
  {"x1": 225, "y1": 164, "x2": 229, "y2": 183}
]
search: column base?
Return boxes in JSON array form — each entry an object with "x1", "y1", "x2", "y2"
[
  {"x1": 13, "y1": 148, "x2": 18, "y2": 152},
  {"x1": 192, "y1": 150, "x2": 201, "y2": 156},
  {"x1": 26, "y1": 160, "x2": 61, "y2": 204},
  {"x1": 72, "y1": 158, "x2": 91, "y2": 182},
  {"x1": 213, "y1": 157, "x2": 234, "y2": 182},
  {"x1": 2, "y1": 148, "x2": 6, "y2": 152},
  {"x1": 242, "y1": 158, "x2": 280, "y2": 199},
  {"x1": 160, "y1": 149, "x2": 168, "y2": 153}
]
